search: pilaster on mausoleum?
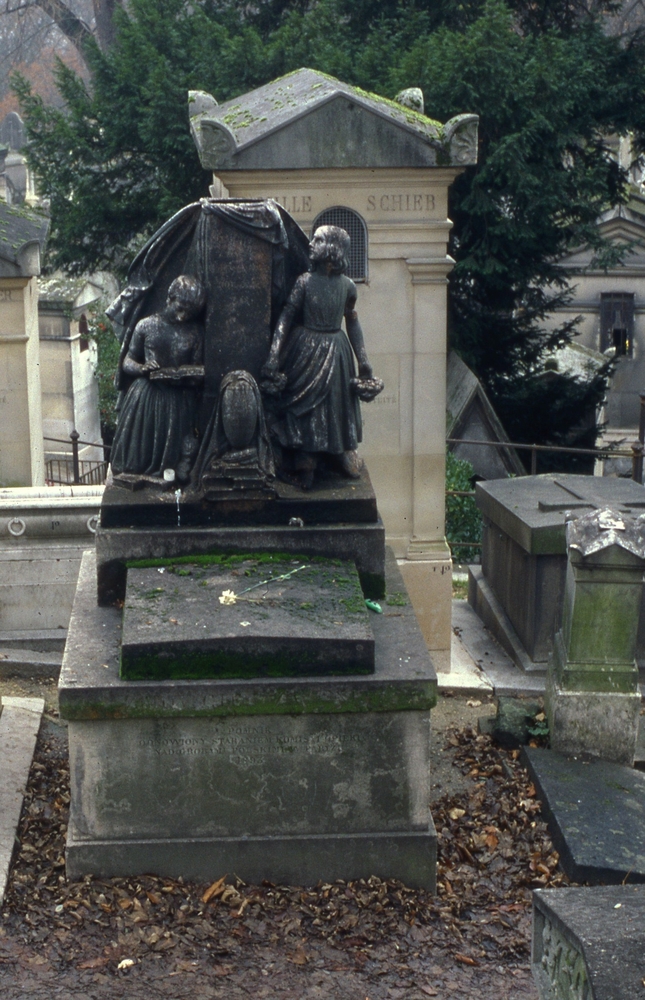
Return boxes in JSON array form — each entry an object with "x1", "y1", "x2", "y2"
[{"x1": 0, "y1": 201, "x2": 49, "y2": 487}]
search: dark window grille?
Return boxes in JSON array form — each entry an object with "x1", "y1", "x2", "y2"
[
  {"x1": 600, "y1": 292, "x2": 634, "y2": 356},
  {"x1": 312, "y1": 206, "x2": 368, "y2": 282},
  {"x1": 79, "y1": 312, "x2": 89, "y2": 352}
]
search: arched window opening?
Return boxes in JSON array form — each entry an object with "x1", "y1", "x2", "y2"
[{"x1": 311, "y1": 206, "x2": 368, "y2": 282}]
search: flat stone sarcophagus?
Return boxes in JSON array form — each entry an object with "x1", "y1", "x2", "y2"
[{"x1": 121, "y1": 555, "x2": 374, "y2": 679}]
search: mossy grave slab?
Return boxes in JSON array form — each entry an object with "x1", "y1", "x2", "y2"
[{"x1": 121, "y1": 555, "x2": 374, "y2": 680}]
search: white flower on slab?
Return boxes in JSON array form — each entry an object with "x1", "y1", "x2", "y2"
[{"x1": 219, "y1": 589, "x2": 237, "y2": 605}]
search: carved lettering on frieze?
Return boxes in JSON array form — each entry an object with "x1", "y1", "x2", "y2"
[
  {"x1": 366, "y1": 194, "x2": 435, "y2": 212},
  {"x1": 270, "y1": 195, "x2": 312, "y2": 214},
  {"x1": 138, "y1": 731, "x2": 366, "y2": 760}
]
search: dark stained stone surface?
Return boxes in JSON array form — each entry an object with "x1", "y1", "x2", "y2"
[
  {"x1": 100, "y1": 464, "x2": 379, "y2": 529},
  {"x1": 121, "y1": 556, "x2": 374, "y2": 680},
  {"x1": 523, "y1": 746, "x2": 645, "y2": 883},
  {"x1": 60, "y1": 551, "x2": 437, "y2": 888},
  {"x1": 532, "y1": 885, "x2": 645, "y2": 1000},
  {"x1": 95, "y1": 519, "x2": 386, "y2": 608}
]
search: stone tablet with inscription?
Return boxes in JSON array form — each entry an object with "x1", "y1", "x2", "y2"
[{"x1": 121, "y1": 555, "x2": 374, "y2": 679}]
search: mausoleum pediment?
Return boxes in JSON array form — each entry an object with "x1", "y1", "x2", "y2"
[
  {"x1": 0, "y1": 202, "x2": 49, "y2": 278},
  {"x1": 189, "y1": 68, "x2": 478, "y2": 171}
]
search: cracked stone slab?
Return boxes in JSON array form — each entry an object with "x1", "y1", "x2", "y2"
[
  {"x1": 523, "y1": 746, "x2": 645, "y2": 883},
  {"x1": 0, "y1": 695, "x2": 44, "y2": 905}
]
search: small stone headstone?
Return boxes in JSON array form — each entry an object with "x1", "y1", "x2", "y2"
[{"x1": 0, "y1": 112, "x2": 25, "y2": 151}]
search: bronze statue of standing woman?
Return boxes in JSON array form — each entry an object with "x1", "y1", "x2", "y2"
[{"x1": 262, "y1": 225, "x2": 382, "y2": 489}]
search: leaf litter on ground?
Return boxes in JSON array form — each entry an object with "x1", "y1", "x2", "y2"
[{"x1": 0, "y1": 722, "x2": 571, "y2": 991}]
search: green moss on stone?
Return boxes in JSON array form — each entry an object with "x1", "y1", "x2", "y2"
[
  {"x1": 386, "y1": 592, "x2": 408, "y2": 607},
  {"x1": 60, "y1": 681, "x2": 438, "y2": 721}
]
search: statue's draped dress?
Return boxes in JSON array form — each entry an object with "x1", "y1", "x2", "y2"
[
  {"x1": 110, "y1": 317, "x2": 201, "y2": 478},
  {"x1": 272, "y1": 271, "x2": 362, "y2": 455}
]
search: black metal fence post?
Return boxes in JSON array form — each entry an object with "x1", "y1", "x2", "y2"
[
  {"x1": 70, "y1": 429, "x2": 80, "y2": 484},
  {"x1": 632, "y1": 443, "x2": 643, "y2": 484}
]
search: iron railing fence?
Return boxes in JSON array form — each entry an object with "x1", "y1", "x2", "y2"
[
  {"x1": 446, "y1": 437, "x2": 638, "y2": 478},
  {"x1": 446, "y1": 428, "x2": 645, "y2": 557},
  {"x1": 44, "y1": 429, "x2": 111, "y2": 486}
]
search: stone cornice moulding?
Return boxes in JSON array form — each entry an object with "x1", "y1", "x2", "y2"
[
  {"x1": 406, "y1": 256, "x2": 455, "y2": 284},
  {"x1": 216, "y1": 167, "x2": 463, "y2": 189}
]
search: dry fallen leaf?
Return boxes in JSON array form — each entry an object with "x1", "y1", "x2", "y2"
[
  {"x1": 77, "y1": 955, "x2": 110, "y2": 970},
  {"x1": 449, "y1": 808, "x2": 466, "y2": 821},
  {"x1": 212, "y1": 964, "x2": 233, "y2": 977},
  {"x1": 201, "y1": 875, "x2": 227, "y2": 904},
  {"x1": 288, "y1": 947, "x2": 309, "y2": 966},
  {"x1": 454, "y1": 952, "x2": 479, "y2": 967}
]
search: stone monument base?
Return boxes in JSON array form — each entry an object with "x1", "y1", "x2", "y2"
[
  {"x1": 545, "y1": 673, "x2": 641, "y2": 766},
  {"x1": 60, "y1": 550, "x2": 437, "y2": 889},
  {"x1": 65, "y1": 831, "x2": 435, "y2": 887}
]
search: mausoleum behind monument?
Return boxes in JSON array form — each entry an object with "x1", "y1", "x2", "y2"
[{"x1": 58, "y1": 69, "x2": 478, "y2": 888}]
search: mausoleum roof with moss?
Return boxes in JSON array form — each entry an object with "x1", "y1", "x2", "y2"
[{"x1": 189, "y1": 67, "x2": 478, "y2": 172}]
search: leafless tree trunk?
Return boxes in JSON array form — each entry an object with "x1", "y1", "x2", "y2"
[
  {"x1": 32, "y1": 0, "x2": 94, "y2": 51},
  {"x1": 91, "y1": 0, "x2": 118, "y2": 51},
  {"x1": 2, "y1": 0, "x2": 121, "y2": 64}
]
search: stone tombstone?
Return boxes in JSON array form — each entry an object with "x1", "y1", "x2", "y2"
[
  {"x1": 39, "y1": 274, "x2": 110, "y2": 467},
  {"x1": 189, "y1": 68, "x2": 479, "y2": 671},
  {"x1": 469, "y1": 474, "x2": 645, "y2": 673},
  {"x1": 0, "y1": 202, "x2": 49, "y2": 487},
  {"x1": 0, "y1": 112, "x2": 25, "y2": 152},
  {"x1": 545, "y1": 507, "x2": 643, "y2": 765},
  {"x1": 532, "y1": 886, "x2": 645, "y2": 1000}
]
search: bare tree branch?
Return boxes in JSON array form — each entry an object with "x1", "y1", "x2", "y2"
[{"x1": 32, "y1": 0, "x2": 93, "y2": 53}]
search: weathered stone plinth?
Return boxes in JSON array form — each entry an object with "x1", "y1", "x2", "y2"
[
  {"x1": 96, "y1": 467, "x2": 386, "y2": 606},
  {"x1": 546, "y1": 509, "x2": 644, "y2": 765},
  {"x1": 59, "y1": 550, "x2": 437, "y2": 888}
]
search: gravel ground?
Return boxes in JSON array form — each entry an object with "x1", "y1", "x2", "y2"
[{"x1": 0, "y1": 686, "x2": 551, "y2": 999}]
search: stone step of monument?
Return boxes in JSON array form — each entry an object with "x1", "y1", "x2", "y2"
[
  {"x1": 0, "y1": 645, "x2": 63, "y2": 678},
  {"x1": 0, "y1": 696, "x2": 44, "y2": 905},
  {"x1": 452, "y1": 600, "x2": 546, "y2": 697},
  {"x1": 532, "y1": 885, "x2": 645, "y2": 1000},
  {"x1": 0, "y1": 629, "x2": 67, "y2": 653}
]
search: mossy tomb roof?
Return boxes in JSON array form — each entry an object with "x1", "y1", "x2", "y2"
[
  {"x1": 189, "y1": 68, "x2": 478, "y2": 172},
  {"x1": 0, "y1": 201, "x2": 49, "y2": 277}
]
